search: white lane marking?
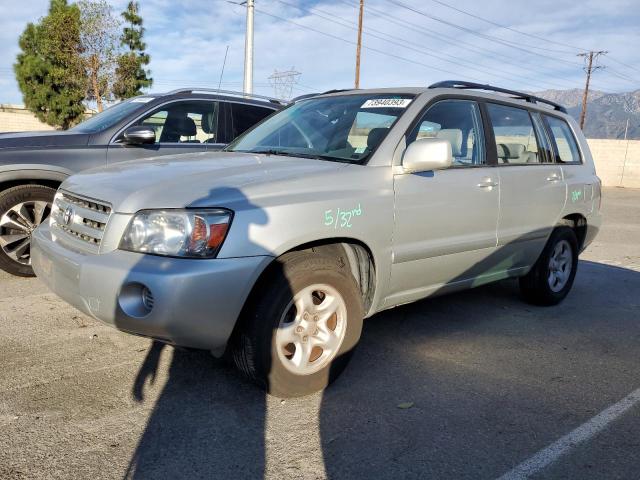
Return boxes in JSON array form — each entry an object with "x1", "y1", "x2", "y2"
[{"x1": 497, "y1": 388, "x2": 640, "y2": 480}]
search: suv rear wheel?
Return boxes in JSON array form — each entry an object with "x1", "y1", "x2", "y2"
[
  {"x1": 0, "y1": 185, "x2": 56, "y2": 277},
  {"x1": 519, "y1": 226, "x2": 579, "y2": 306},
  {"x1": 231, "y1": 250, "x2": 364, "y2": 398}
]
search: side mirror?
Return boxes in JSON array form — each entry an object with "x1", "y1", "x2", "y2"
[
  {"x1": 122, "y1": 126, "x2": 156, "y2": 145},
  {"x1": 402, "y1": 137, "x2": 453, "y2": 173}
]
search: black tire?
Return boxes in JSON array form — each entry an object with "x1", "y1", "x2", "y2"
[
  {"x1": 0, "y1": 184, "x2": 56, "y2": 277},
  {"x1": 231, "y1": 250, "x2": 364, "y2": 398},
  {"x1": 519, "y1": 226, "x2": 579, "y2": 306}
]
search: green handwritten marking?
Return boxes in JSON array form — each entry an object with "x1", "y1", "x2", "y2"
[
  {"x1": 324, "y1": 204, "x2": 363, "y2": 229},
  {"x1": 571, "y1": 190, "x2": 583, "y2": 202}
]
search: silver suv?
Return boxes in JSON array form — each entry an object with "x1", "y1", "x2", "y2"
[{"x1": 32, "y1": 81, "x2": 602, "y2": 398}]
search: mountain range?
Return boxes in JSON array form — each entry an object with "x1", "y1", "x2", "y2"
[{"x1": 534, "y1": 89, "x2": 640, "y2": 140}]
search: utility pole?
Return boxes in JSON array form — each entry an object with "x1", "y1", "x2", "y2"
[
  {"x1": 354, "y1": 0, "x2": 364, "y2": 89},
  {"x1": 578, "y1": 50, "x2": 607, "y2": 130},
  {"x1": 243, "y1": 0, "x2": 255, "y2": 95}
]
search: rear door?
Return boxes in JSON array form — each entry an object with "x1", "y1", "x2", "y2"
[
  {"x1": 388, "y1": 99, "x2": 500, "y2": 306},
  {"x1": 543, "y1": 114, "x2": 594, "y2": 214},
  {"x1": 107, "y1": 100, "x2": 218, "y2": 163},
  {"x1": 488, "y1": 103, "x2": 566, "y2": 270}
]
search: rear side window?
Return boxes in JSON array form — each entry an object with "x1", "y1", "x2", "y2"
[
  {"x1": 544, "y1": 115, "x2": 582, "y2": 164},
  {"x1": 230, "y1": 104, "x2": 274, "y2": 139},
  {"x1": 408, "y1": 99, "x2": 486, "y2": 166},
  {"x1": 487, "y1": 103, "x2": 545, "y2": 164}
]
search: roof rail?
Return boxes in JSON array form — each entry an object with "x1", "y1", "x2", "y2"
[
  {"x1": 428, "y1": 80, "x2": 567, "y2": 113},
  {"x1": 290, "y1": 88, "x2": 358, "y2": 103},
  {"x1": 165, "y1": 88, "x2": 285, "y2": 105}
]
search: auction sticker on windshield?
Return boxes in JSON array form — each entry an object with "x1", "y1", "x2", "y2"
[{"x1": 361, "y1": 98, "x2": 412, "y2": 108}]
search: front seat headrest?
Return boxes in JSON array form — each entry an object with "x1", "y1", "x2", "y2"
[{"x1": 163, "y1": 116, "x2": 197, "y2": 141}]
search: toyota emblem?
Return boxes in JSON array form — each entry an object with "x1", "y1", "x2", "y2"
[{"x1": 63, "y1": 206, "x2": 74, "y2": 226}]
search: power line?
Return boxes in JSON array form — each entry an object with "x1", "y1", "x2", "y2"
[
  {"x1": 385, "y1": 0, "x2": 584, "y2": 68},
  {"x1": 248, "y1": 6, "x2": 486, "y2": 82},
  {"x1": 272, "y1": 0, "x2": 577, "y2": 91},
  {"x1": 607, "y1": 55, "x2": 640, "y2": 74},
  {"x1": 337, "y1": 0, "x2": 582, "y2": 90},
  {"x1": 425, "y1": 0, "x2": 587, "y2": 53}
]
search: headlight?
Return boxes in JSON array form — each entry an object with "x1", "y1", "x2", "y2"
[{"x1": 119, "y1": 209, "x2": 232, "y2": 258}]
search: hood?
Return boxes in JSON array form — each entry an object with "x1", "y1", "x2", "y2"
[
  {"x1": 61, "y1": 151, "x2": 349, "y2": 213},
  {"x1": 0, "y1": 130, "x2": 89, "y2": 149}
]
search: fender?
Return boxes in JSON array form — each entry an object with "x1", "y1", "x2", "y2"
[{"x1": 0, "y1": 165, "x2": 72, "y2": 185}]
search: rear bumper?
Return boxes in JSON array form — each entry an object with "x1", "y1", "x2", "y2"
[
  {"x1": 583, "y1": 210, "x2": 602, "y2": 251},
  {"x1": 31, "y1": 223, "x2": 271, "y2": 354}
]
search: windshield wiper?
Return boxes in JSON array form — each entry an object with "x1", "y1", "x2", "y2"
[{"x1": 238, "y1": 148, "x2": 356, "y2": 163}]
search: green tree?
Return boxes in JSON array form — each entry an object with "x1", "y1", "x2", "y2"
[
  {"x1": 78, "y1": 0, "x2": 120, "y2": 112},
  {"x1": 113, "y1": 1, "x2": 152, "y2": 100},
  {"x1": 14, "y1": 0, "x2": 86, "y2": 129}
]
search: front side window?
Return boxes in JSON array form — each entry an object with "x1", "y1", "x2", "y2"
[
  {"x1": 407, "y1": 99, "x2": 486, "y2": 166},
  {"x1": 544, "y1": 115, "x2": 582, "y2": 164},
  {"x1": 487, "y1": 103, "x2": 542, "y2": 165},
  {"x1": 133, "y1": 101, "x2": 219, "y2": 144},
  {"x1": 227, "y1": 94, "x2": 414, "y2": 163}
]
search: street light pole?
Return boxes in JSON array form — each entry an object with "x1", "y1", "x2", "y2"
[{"x1": 243, "y1": 0, "x2": 255, "y2": 95}]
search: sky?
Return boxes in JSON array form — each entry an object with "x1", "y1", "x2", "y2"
[{"x1": 0, "y1": 0, "x2": 638, "y2": 105}]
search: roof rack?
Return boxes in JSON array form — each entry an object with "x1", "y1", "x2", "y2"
[
  {"x1": 291, "y1": 88, "x2": 357, "y2": 102},
  {"x1": 165, "y1": 88, "x2": 285, "y2": 105},
  {"x1": 428, "y1": 80, "x2": 567, "y2": 113}
]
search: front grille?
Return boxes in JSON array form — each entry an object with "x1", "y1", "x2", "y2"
[{"x1": 52, "y1": 192, "x2": 112, "y2": 251}]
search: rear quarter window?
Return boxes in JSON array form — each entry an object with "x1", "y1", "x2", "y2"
[{"x1": 544, "y1": 115, "x2": 582, "y2": 164}]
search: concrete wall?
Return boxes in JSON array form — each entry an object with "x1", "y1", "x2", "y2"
[
  {"x1": 587, "y1": 139, "x2": 640, "y2": 189},
  {"x1": 0, "y1": 106, "x2": 638, "y2": 188},
  {"x1": 0, "y1": 105, "x2": 55, "y2": 132}
]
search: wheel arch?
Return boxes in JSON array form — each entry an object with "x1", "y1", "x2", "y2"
[
  {"x1": 0, "y1": 169, "x2": 68, "y2": 194},
  {"x1": 558, "y1": 213, "x2": 588, "y2": 252},
  {"x1": 247, "y1": 237, "x2": 377, "y2": 317}
]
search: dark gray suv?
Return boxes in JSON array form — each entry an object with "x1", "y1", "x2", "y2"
[{"x1": 0, "y1": 89, "x2": 281, "y2": 276}]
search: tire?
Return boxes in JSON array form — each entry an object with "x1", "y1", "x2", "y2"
[
  {"x1": 231, "y1": 250, "x2": 364, "y2": 398},
  {"x1": 0, "y1": 185, "x2": 56, "y2": 277},
  {"x1": 519, "y1": 226, "x2": 579, "y2": 306}
]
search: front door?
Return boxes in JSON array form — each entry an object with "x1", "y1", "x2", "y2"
[
  {"x1": 388, "y1": 99, "x2": 500, "y2": 307},
  {"x1": 107, "y1": 100, "x2": 219, "y2": 164}
]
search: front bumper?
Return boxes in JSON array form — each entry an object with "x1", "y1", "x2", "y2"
[{"x1": 32, "y1": 223, "x2": 271, "y2": 354}]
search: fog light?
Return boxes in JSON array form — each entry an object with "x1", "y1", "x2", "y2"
[{"x1": 119, "y1": 283, "x2": 154, "y2": 318}]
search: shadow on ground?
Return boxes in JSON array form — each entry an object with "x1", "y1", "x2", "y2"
[{"x1": 124, "y1": 261, "x2": 640, "y2": 479}]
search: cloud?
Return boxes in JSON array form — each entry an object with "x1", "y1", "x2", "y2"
[{"x1": 0, "y1": 0, "x2": 638, "y2": 105}]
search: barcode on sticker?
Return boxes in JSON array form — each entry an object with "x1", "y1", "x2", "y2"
[{"x1": 361, "y1": 98, "x2": 412, "y2": 109}]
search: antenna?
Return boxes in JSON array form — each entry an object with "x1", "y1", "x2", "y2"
[{"x1": 218, "y1": 45, "x2": 229, "y2": 91}]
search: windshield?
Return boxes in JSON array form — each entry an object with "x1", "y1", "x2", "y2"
[
  {"x1": 70, "y1": 97, "x2": 152, "y2": 133},
  {"x1": 227, "y1": 94, "x2": 414, "y2": 163}
]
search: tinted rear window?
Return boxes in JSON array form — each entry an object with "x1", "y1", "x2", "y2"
[{"x1": 230, "y1": 104, "x2": 275, "y2": 138}]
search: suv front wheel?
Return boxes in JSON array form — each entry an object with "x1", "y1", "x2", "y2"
[
  {"x1": 0, "y1": 185, "x2": 56, "y2": 277},
  {"x1": 231, "y1": 250, "x2": 364, "y2": 398}
]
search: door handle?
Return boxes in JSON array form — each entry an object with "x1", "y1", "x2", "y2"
[
  {"x1": 477, "y1": 178, "x2": 498, "y2": 188},
  {"x1": 546, "y1": 173, "x2": 561, "y2": 182}
]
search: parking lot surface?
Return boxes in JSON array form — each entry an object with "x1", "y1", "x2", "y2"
[{"x1": 1, "y1": 187, "x2": 639, "y2": 480}]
